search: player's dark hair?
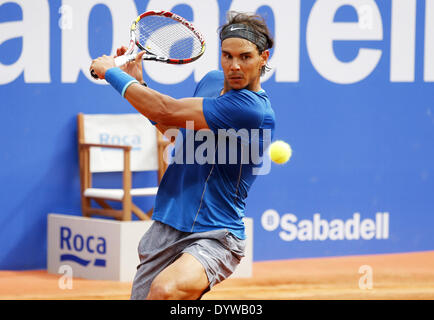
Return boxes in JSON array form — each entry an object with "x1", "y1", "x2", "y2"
[{"x1": 219, "y1": 11, "x2": 274, "y2": 76}]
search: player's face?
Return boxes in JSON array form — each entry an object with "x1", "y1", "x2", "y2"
[{"x1": 221, "y1": 38, "x2": 268, "y2": 92}]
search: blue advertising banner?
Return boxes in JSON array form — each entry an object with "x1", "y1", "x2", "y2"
[{"x1": 0, "y1": 0, "x2": 433, "y2": 269}]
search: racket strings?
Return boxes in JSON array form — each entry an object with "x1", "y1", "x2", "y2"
[{"x1": 135, "y1": 15, "x2": 203, "y2": 60}]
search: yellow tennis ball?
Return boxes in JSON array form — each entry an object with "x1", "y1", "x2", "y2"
[{"x1": 269, "y1": 140, "x2": 292, "y2": 164}]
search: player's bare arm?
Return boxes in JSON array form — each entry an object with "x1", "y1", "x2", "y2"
[
  {"x1": 123, "y1": 84, "x2": 208, "y2": 130},
  {"x1": 90, "y1": 53, "x2": 209, "y2": 131}
]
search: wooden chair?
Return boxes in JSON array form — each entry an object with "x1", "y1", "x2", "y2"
[{"x1": 77, "y1": 113, "x2": 170, "y2": 221}]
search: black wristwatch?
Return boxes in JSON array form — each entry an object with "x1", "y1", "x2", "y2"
[{"x1": 141, "y1": 81, "x2": 148, "y2": 87}]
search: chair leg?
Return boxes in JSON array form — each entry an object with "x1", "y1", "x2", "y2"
[
  {"x1": 93, "y1": 198, "x2": 111, "y2": 209},
  {"x1": 122, "y1": 199, "x2": 132, "y2": 221},
  {"x1": 81, "y1": 197, "x2": 91, "y2": 218},
  {"x1": 146, "y1": 207, "x2": 153, "y2": 219},
  {"x1": 132, "y1": 204, "x2": 151, "y2": 221}
]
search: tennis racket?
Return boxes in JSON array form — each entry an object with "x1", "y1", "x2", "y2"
[{"x1": 90, "y1": 10, "x2": 206, "y2": 79}]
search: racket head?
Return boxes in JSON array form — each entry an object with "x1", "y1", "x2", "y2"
[{"x1": 130, "y1": 10, "x2": 206, "y2": 64}]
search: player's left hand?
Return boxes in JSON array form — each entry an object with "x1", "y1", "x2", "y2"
[
  {"x1": 117, "y1": 47, "x2": 146, "y2": 83},
  {"x1": 90, "y1": 55, "x2": 116, "y2": 79}
]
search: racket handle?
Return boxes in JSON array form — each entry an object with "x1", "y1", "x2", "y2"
[
  {"x1": 90, "y1": 69, "x2": 99, "y2": 79},
  {"x1": 89, "y1": 53, "x2": 137, "y2": 79},
  {"x1": 114, "y1": 53, "x2": 138, "y2": 67}
]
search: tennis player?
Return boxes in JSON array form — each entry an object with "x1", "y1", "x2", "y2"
[{"x1": 90, "y1": 11, "x2": 275, "y2": 300}]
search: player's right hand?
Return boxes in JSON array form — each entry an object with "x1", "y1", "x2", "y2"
[{"x1": 90, "y1": 54, "x2": 115, "y2": 79}]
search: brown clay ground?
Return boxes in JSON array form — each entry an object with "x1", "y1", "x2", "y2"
[{"x1": 1, "y1": 251, "x2": 433, "y2": 300}]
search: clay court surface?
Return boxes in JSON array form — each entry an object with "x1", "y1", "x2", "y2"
[{"x1": 1, "y1": 251, "x2": 433, "y2": 300}]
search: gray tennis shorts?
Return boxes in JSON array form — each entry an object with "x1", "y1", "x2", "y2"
[{"x1": 130, "y1": 220, "x2": 246, "y2": 300}]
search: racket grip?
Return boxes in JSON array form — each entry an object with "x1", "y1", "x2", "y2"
[
  {"x1": 90, "y1": 69, "x2": 99, "y2": 79},
  {"x1": 89, "y1": 53, "x2": 137, "y2": 79},
  {"x1": 114, "y1": 53, "x2": 137, "y2": 67}
]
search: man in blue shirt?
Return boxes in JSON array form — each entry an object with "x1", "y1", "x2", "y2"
[{"x1": 90, "y1": 11, "x2": 275, "y2": 300}]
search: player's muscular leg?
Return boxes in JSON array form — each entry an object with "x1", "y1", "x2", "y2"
[{"x1": 147, "y1": 253, "x2": 209, "y2": 300}]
